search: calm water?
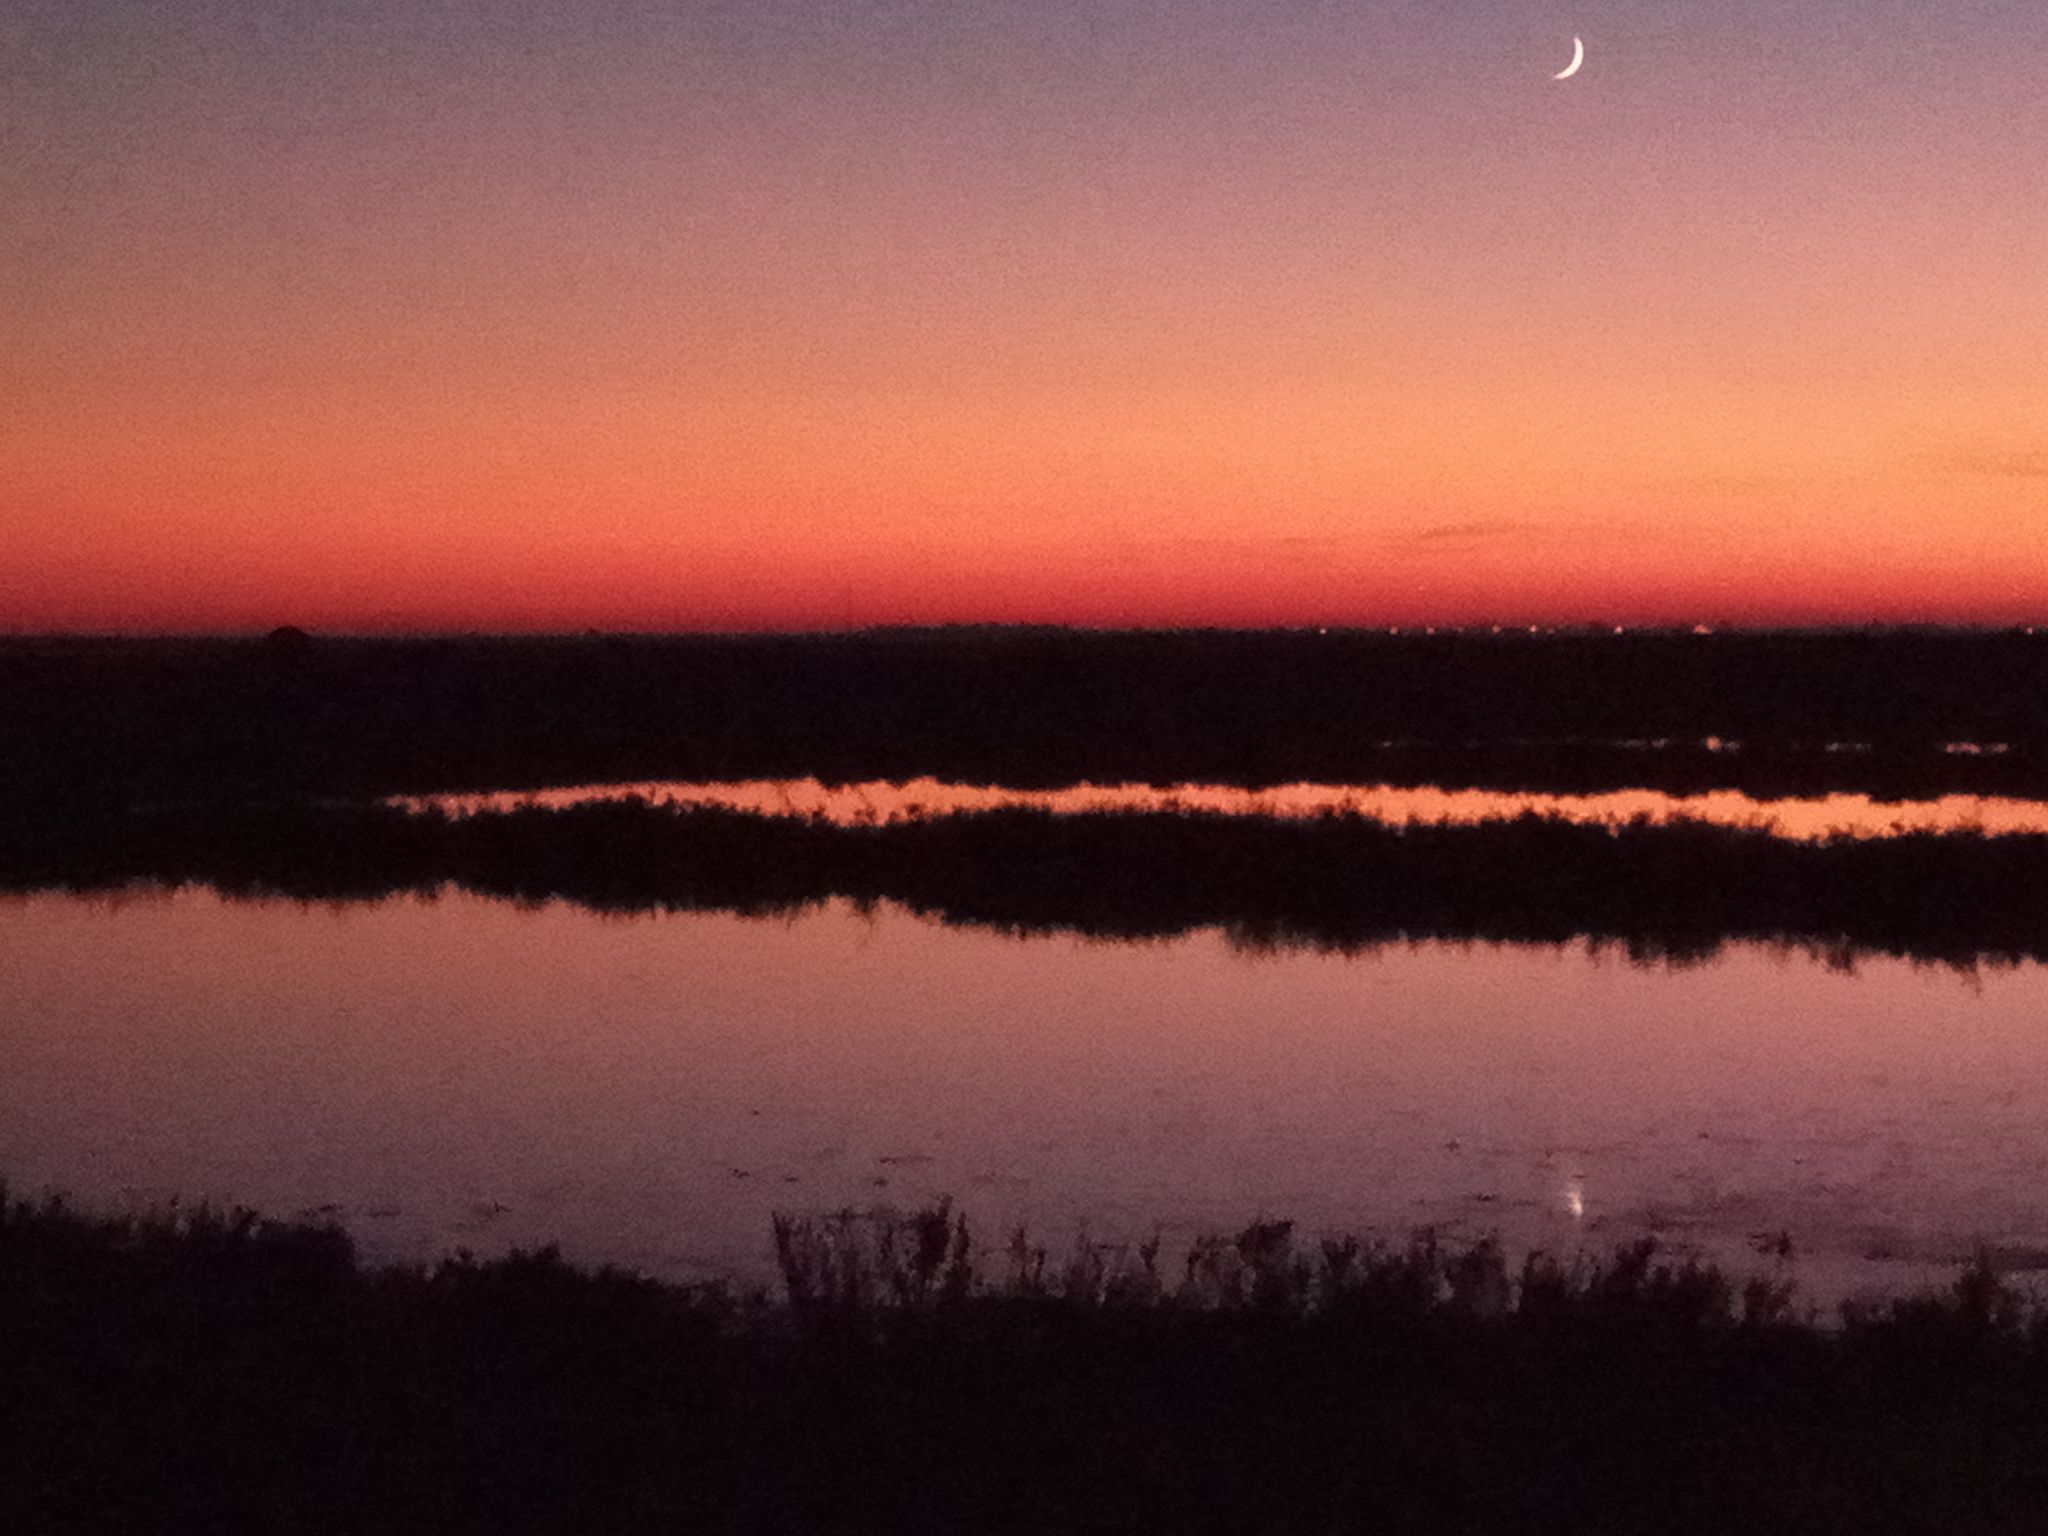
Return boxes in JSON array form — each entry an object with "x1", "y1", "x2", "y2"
[
  {"x1": 395, "y1": 776, "x2": 2048, "y2": 841},
  {"x1": 7, "y1": 887, "x2": 2048, "y2": 1303}
]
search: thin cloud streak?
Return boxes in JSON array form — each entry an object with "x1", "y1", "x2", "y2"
[{"x1": 1411, "y1": 521, "x2": 1540, "y2": 545}]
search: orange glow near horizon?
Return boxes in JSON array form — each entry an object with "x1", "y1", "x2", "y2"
[
  {"x1": 6, "y1": 1, "x2": 2045, "y2": 632},
  {"x1": 394, "y1": 776, "x2": 2048, "y2": 842}
]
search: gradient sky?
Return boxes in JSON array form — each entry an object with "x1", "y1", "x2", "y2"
[{"x1": 5, "y1": 0, "x2": 2045, "y2": 630}]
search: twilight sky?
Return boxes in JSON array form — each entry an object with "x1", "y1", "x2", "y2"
[{"x1": 5, "y1": 0, "x2": 2045, "y2": 630}]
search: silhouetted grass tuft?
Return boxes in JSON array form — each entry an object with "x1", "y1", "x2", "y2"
[{"x1": 771, "y1": 1199, "x2": 974, "y2": 1315}]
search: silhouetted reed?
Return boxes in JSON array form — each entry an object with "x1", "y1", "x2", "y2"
[
  {"x1": 771, "y1": 1200, "x2": 975, "y2": 1315},
  {"x1": 12, "y1": 1179, "x2": 2048, "y2": 1532},
  {"x1": 762, "y1": 1206, "x2": 1806, "y2": 1333},
  {"x1": 9, "y1": 796, "x2": 2048, "y2": 967}
]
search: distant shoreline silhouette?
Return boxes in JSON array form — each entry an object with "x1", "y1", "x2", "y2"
[{"x1": 6, "y1": 629, "x2": 2048, "y2": 804}]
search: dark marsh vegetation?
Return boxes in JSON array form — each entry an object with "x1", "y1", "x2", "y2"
[
  {"x1": 8, "y1": 795, "x2": 2048, "y2": 967},
  {"x1": 9, "y1": 1183, "x2": 2048, "y2": 1533},
  {"x1": 7, "y1": 628, "x2": 2048, "y2": 805},
  {"x1": 14, "y1": 628, "x2": 2048, "y2": 1528}
]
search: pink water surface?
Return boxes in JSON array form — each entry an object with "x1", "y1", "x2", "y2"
[{"x1": 7, "y1": 887, "x2": 2048, "y2": 1305}]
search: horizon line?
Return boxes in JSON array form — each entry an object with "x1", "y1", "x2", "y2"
[{"x1": 4, "y1": 621, "x2": 2046, "y2": 643}]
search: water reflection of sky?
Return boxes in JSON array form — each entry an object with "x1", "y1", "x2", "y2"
[
  {"x1": 395, "y1": 777, "x2": 2048, "y2": 841},
  {"x1": 8, "y1": 888, "x2": 2048, "y2": 1307}
]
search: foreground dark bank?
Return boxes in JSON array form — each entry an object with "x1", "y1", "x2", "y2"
[
  {"x1": 7, "y1": 628, "x2": 2048, "y2": 804},
  {"x1": 7, "y1": 1186, "x2": 2048, "y2": 1534},
  {"x1": 10, "y1": 797, "x2": 2048, "y2": 967}
]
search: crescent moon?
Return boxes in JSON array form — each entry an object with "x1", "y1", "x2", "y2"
[{"x1": 1553, "y1": 36, "x2": 1584, "y2": 79}]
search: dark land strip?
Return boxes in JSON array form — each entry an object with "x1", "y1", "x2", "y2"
[
  {"x1": 8, "y1": 1186, "x2": 2048, "y2": 1533},
  {"x1": 8, "y1": 798, "x2": 2048, "y2": 967},
  {"x1": 7, "y1": 629, "x2": 2048, "y2": 802}
]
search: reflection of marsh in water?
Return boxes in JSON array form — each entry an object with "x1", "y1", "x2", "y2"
[
  {"x1": 393, "y1": 776, "x2": 2048, "y2": 841},
  {"x1": 6, "y1": 888, "x2": 2048, "y2": 1304}
]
